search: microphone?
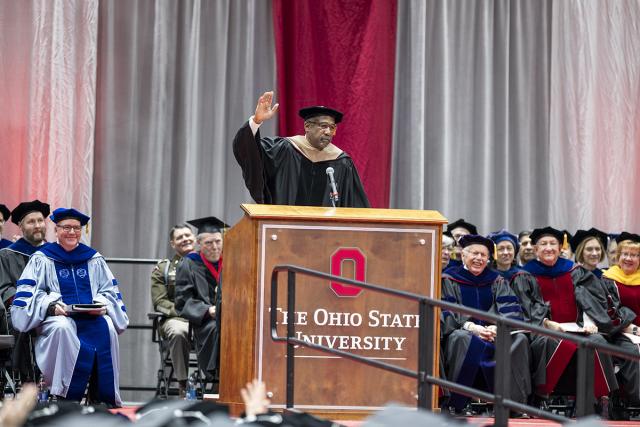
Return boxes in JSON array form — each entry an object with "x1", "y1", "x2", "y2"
[{"x1": 326, "y1": 167, "x2": 340, "y2": 206}]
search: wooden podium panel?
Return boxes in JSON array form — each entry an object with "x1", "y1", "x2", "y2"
[{"x1": 219, "y1": 205, "x2": 446, "y2": 417}]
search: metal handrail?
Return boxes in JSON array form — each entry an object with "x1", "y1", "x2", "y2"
[
  {"x1": 270, "y1": 264, "x2": 640, "y2": 426},
  {"x1": 105, "y1": 257, "x2": 160, "y2": 265},
  {"x1": 105, "y1": 256, "x2": 160, "y2": 393}
]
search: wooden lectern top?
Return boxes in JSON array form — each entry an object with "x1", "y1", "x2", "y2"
[{"x1": 240, "y1": 203, "x2": 447, "y2": 225}]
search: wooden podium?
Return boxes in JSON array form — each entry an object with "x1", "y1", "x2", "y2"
[{"x1": 219, "y1": 204, "x2": 446, "y2": 418}]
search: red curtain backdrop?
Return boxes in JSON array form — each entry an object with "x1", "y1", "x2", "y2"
[{"x1": 272, "y1": 0, "x2": 397, "y2": 208}]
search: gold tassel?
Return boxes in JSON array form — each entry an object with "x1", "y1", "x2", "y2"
[
  {"x1": 493, "y1": 243, "x2": 498, "y2": 261},
  {"x1": 85, "y1": 223, "x2": 90, "y2": 235},
  {"x1": 562, "y1": 232, "x2": 568, "y2": 250}
]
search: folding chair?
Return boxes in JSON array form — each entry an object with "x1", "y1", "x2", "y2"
[{"x1": 148, "y1": 312, "x2": 200, "y2": 399}]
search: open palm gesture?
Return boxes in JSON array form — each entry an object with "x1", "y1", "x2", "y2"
[{"x1": 254, "y1": 91, "x2": 279, "y2": 124}]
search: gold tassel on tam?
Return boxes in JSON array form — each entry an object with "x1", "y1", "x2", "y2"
[
  {"x1": 493, "y1": 243, "x2": 498, "y2": 261},
  {"x1": 562, "y1": 233, "x2": 568, "y2": 250}
]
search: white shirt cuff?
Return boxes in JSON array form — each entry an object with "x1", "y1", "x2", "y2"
[{"x1": 249, "y1": 115, "x2": 261, "y2": 136}]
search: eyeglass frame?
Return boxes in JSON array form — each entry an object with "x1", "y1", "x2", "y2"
[
  {"x1": 55, "y1": 224, "x2": 83, "y2": 233},
  {"x1": 305, "y1": 120, "x2": 338, "y2": 133}
]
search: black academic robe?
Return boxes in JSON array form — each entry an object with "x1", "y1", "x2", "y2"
[
  {"x1": 175, "y1": 253, "x2": 220, "y2": 378},
  {"x1": 440, "y1": 265, "x2": 531, "y2": 410},
  {"x1": 233, "y1": 121, "x2": 370, "y2": 207},
  {"x1": 0, "y1": 239, "x2": 44, "y2": 305},
  {"x1": 515, "y1": 260, "x2": 619, "y2": 398},
  {"x1": 596, "y1": 277, "x2": 640, "y2": 405},
  {"x1": 0, "y1": 239, "x2": 44, "y2": 380}
]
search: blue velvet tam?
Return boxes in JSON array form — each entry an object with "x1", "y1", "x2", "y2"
[
  {"x1": 49, "y1": 208, "x2": 90, "y2": 225},
  {"x1": 570, "y1": 228, "x2": 608, "y2": 252},
  {"x1": 487, "y1": 229, "x2": 519, "y2": 253},
  {"x1": 459, "y1": 234, "x2": 494, "y2": 257}
]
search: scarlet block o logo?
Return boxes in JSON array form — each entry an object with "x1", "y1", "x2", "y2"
[{"x1": 330, "y1": 248, "x2": 366, "y2": 297}]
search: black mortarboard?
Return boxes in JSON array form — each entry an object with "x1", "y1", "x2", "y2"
[
  {"x1": 50, "y1": 207, "x2": 90, "y2": 225},
  {"x1": 446, "y1": 218, "x2": 478, "y2": 236},
  {"x1": 530, "y1": 226, "x2": 565, "y2": 245},
  {"x1": 11, "y1": 199, "x2": 51, "y2": 225},
  {"x1": 459, "y1": 234, "x2": 494, "y2": 257},
  {"x1": 298, "y1": 106, "x2": 344, "y2": 124},
  {"x1": 570, "y1": 228, "x2": 608, "y2": 252},
  {"x1": 187, "y1": 216, "x2": 229, "y2": 234},
  {"x1": 0, "y1": 204, "x2": 10, "y2": 222},
  {"x1": 616, "y1": 232, "x2": 640, "y2": 244}
]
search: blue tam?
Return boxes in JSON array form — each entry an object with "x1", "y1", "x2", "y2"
[
  {"x1": 50, "y1": 208, "x2": 90, "y2": 225},
  {"x1": 487, "y1": 229, "x2": 519, "y2": 254}
]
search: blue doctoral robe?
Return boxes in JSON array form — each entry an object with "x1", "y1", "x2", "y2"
[
  {"x1": 10, "y1": 242, "x2": 128, "y2": 405},
  {"x1": 441, "y1": 265, "x2": 531, "y2": 410}
]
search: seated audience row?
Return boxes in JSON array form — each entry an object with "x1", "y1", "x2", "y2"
[{"x1": 440, "y1": 220, "x2": 640, "y2": 416}]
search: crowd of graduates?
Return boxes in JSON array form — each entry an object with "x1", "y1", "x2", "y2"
[{"x1": 439, "y1": 218, "x2": 640, "y2": 418}]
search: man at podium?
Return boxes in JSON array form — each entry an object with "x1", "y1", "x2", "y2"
[{"x1": 233, "y1": 91, "x2": 370, "y2": 208}]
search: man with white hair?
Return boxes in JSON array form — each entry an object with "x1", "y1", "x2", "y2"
[
  {"x1": 440, "y1": 234, "x2": 531, "y2": 414},
  {"x1": 176, "y1": 216, "x2": 227, "y2": 383}
]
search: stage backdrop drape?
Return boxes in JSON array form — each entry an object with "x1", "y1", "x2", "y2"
[
  {"x1": 272, "y1": 0, "x2": 397, "y2": 208},
  {"x1": 93, "y1": 0, "x2": 275, "y2": 401},
  {"x1": 0, "y1": 0, "x2": 98, "y2": 241},
  {"x1": 391, "y1": 0, "x2": 552, "y2": 234},
  {"x1": 548, "y1": 0, "x2": 640, "y2": 233},
  {"x1": 3, "y1": 0, "x2": 640, "y2": 403}
]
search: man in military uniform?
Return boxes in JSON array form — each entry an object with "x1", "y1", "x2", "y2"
[{"x1": 151, "y1": 223, "x2": 195, "y2": 396}]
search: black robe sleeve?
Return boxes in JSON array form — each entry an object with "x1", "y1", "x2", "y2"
[
  {"x1": 335, "y1": 157, "x2": 370, "y2": 208},
  {"x1": 586, "y1": 277, "x2": 636, "y2": 335},
  {"x1": 0, "y1": 250, "x2": 20, "y2": 307},
  {"x1": 440, "y1": 276, "x2": 468, "y2": 337},
  {"x1": 491, "y1": 278, "x2": 525, "y2": 322},
  {"x1": 175, "y1": 258, "x2": 210, "y2": 326},
  {"x1": 440, "y1": 275, "x2": 521, "y2": 337},
  {"x1": 572, "y1": 267, "x2": 630, "y2": 334},
  {"x1": 232, "y1": 121, "x2": 269, "y2": 203},
  {"x1": 510, "y1": 271, "x2": 549, "y2": 325}
]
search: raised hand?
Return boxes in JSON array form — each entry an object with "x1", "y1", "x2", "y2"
[
  {"x1": 241, "y1": 379, "x2": 271, "y2": 418},
  {"x1": 254, "y1": 91, "x2": 280, "y2": 124}
]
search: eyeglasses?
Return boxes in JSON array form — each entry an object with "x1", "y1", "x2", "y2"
[
  {"x1": 56, "y1": 225, "x2": 82, "y2": 233},
  {"x1": 465, "y1": 250, "x2": 489, "y2": 259},
  {"x1": 307, "y1": 121, "x2": 337, "y2": 133},
  {"x1": 620, "y1": 252, "x2": 640, "y2": 259}
]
